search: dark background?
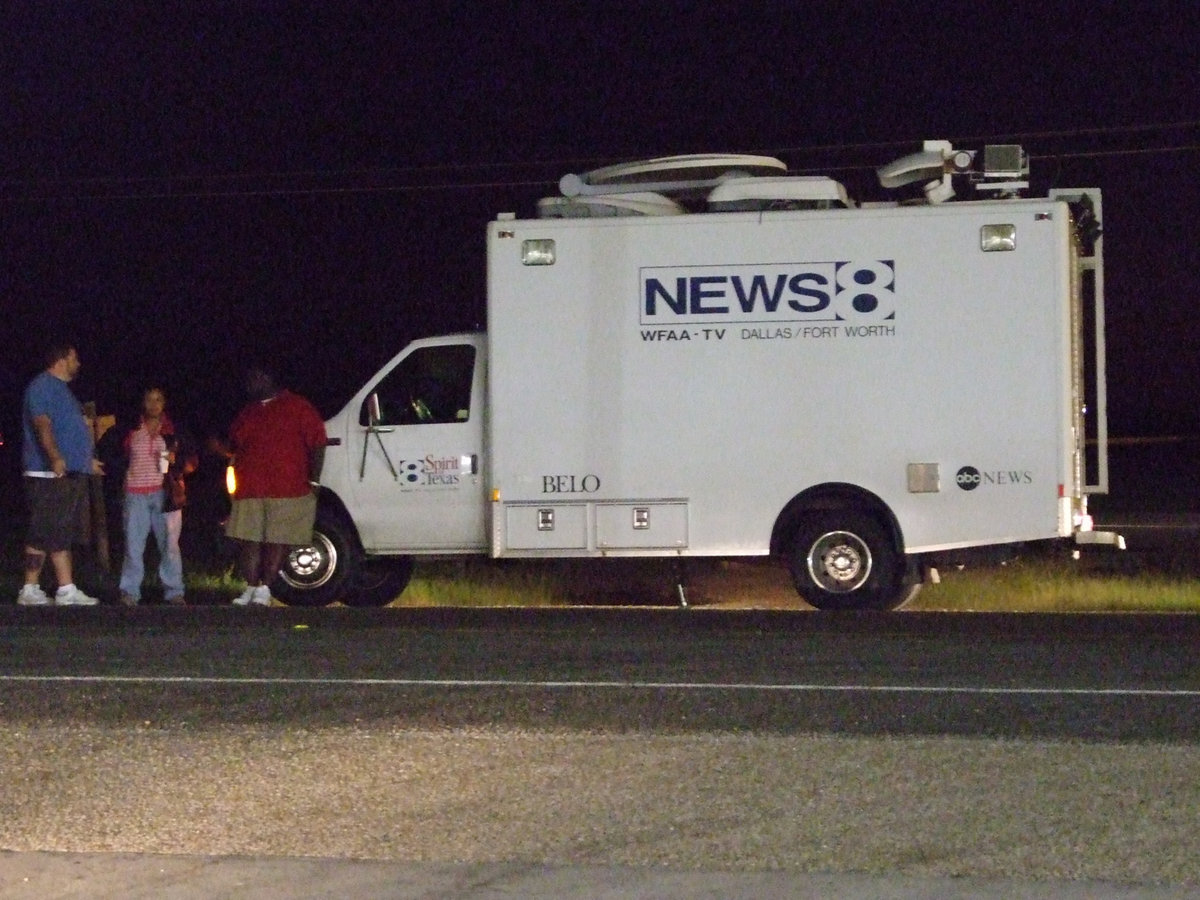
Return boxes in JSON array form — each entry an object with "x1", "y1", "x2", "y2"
[{"x1": 1, "y1": 2, "x2": 1197, "y2": 456}]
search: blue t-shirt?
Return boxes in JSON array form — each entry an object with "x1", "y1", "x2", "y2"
[{"x1": 23, "y1": 371, "x2": 95, "y2": 474}]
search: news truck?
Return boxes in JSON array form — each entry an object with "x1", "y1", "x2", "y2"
[{"x1": 270, "y1": 140, "x2": 1121, "y2": 609}]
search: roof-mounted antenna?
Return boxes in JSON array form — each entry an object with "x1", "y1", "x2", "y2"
[
  {"x1": 877, "y1": 140, "x2": 958, "y2": 203},
  {"x1": 559, "y1": 154, "x2": 787, "y2": 199},
  {"x1": 878, "y1": 140, "x2": 1030, "y2": 202}
]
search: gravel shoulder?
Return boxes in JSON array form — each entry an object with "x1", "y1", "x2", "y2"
[{"x1": 2, "y1": 725, "x2": 1197, "y2": 888}]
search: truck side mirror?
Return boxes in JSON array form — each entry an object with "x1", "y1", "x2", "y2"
[{"x1": 367, "y1": 392, "x2": 382, "y2": 426}]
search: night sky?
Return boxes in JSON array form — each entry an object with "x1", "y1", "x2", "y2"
[{"x1": 1, "y1": 3, "x2": 1198, "y2": 447}]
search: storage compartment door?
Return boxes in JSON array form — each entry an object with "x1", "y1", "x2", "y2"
[
  {"x1": 596, "y1": 502, "x2": 688, "y2": 550},
  {"x1": 504, "y1": 503, "x2": 588, "y2": 550}
]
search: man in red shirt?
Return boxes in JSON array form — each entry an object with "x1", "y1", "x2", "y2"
[{"x1": 225, "y1": 367, "x2": 327, "y2": 606}]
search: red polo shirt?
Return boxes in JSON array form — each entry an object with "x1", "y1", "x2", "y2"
[{"x1": 229, "y1": 390, "x2": 327, "y2": 499}]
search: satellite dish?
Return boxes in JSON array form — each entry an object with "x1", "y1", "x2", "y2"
[
  {"x1": 560, "y1": 153, "x2": 787, "y2": 198},
  {"x1": 707, "y1": 176, "x2": 853, "y2": 210},
  {"x1": 537, "y1": 192, "x2": 685, "y2": 218},
  {"x1": 877, "y1": 141, "x2": 957, "y2": 204},
  {"x1": 877, "y1": 150, "x2": 947, "y2": 189},
  {"x1": 582, "y1": 154, "x2": 787, "y2": 185}
]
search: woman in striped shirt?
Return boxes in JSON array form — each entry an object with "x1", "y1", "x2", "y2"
[{"x1": 118, "y1": 387, "x2": 196, "y2": 606}]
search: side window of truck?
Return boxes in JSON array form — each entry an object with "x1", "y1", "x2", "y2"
[{"x1": 360, "y1": 344, "x2": 476, "y2": 427}]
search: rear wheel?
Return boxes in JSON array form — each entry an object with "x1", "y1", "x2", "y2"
[{"x1": 789, "y1": 510, "x2": 907, "y2": 610}]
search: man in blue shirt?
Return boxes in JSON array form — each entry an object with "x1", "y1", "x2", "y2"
[{"x1": 18, "y1": 343, "x2": 104, "y2": 606}]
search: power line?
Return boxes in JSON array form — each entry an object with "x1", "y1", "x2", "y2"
[
  {"x1": 2, "y1": 124, "x2": 1198, "y2": 203},
  {"x1": 776, "y1": 119, "x2": 1200, "y2": 156},
  {"x1": 0, "y1": 181, "x2": 549, "y2": 203},
  {"x1": 1032, "y1": 143, "x2": 1200, "y2": 162},
  {"x1": 6, "y1": 118, "x2": 1198, "y2": 190}
]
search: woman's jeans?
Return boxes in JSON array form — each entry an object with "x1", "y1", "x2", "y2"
[{"x1": 120, "y1": 490, "x2": 184, "y2": 600}]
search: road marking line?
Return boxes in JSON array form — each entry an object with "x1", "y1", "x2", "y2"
[{"x1": 0, "y1": 674, "x2": 1197, "y2": 697}]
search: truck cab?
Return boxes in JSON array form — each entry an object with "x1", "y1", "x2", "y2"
[{"x1": 275, "y1": 333, "x2": 487, "y2": 605}]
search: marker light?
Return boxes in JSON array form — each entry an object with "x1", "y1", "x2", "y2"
[
  {"x1": 980, "y1": 224, "x2": 1016, "y2": 252},
  {"x1": 522, "y1": 239, "x2": 556, "y2": 266}
]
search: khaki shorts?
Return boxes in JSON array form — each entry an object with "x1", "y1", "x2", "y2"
[{"x1": 225, "y1": 494, "x2": 317, "y2": 546}]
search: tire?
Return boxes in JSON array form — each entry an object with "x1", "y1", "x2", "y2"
[
  {"x1": 341, "y1": 556, "x2": 414, "y2": 608},
  {"x1": 271, "y1": 514, "x2": 414, "y2": 607},
  {"x1": 272, "y1": 514, "x2": 358, "y2": 607},
  {"x1": 788, "y1": 510, "x2": 907, "y2": 611}
]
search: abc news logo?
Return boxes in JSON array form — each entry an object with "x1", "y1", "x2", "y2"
[{"x1": 956, "y1": 466, "x2": 1033, "y2": 491}]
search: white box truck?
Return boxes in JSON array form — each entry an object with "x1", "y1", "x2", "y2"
[{"x1": 270, "y1": 140, "x2": 1121, "y2": 609}]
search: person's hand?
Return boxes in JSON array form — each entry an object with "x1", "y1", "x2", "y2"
[
  {"x1": 92, "y1": 458, "x2": 105, "y2": 476},
  {"x1": 51, "y1": 457, "x2": 66, "y2": 477}
]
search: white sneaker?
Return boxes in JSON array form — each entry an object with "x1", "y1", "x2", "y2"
[
  {"x1": 55, "y1": 586, "x2": 99, "y2": 607},
  {"x1": 17, "y1": 584, "x2": 51, "y2": 606},
  {"x1": 232, "y1": 586, "x2": 256, "y2": 606},
  {"x1": 250, "y1": 585, "x2": 272, "y2": 607}
]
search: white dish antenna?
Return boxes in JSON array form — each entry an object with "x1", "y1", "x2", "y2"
[
  {"x1": 877, "y1": 149, "x2": 950, "y2": 189},
  {"x1": 878, "y1": 140, "x2": 1029, "y2": 203},
  {"x1": 707, "y1": 176, "x2": 853, "y2": 210},
  {"x1": 877, "y1": 140, "x2": 957, "y2": 203},
  {"x1": 536, "y1": 192, "x2": 685, "y2": 218},
  {"x1": 560, "y1": 153, "x2": 787, "y2": 198}
]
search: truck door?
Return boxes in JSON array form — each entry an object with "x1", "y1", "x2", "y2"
[{"x1": 348, "y1": 339, "x2": 487, "y2": 552}]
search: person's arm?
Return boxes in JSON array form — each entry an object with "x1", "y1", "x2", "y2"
[
  {"x1": 175, "y1": 430, "x2": 200, "y2": 477},
  {"x1": 302, "y1": 398, "x2": 328, "y2": 489},
  {"x1": 31, "y1": 413, "x2": 66, "y2": 477},
  {"x1": 308, "y1": 444, "x2": 325, "y2": 490}
]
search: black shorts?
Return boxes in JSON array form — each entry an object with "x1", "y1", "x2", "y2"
[{"x1": 25, "y1": 475, "x2": 89, "y2": 553}]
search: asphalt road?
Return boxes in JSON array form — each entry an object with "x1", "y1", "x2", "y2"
[{"x1": 1, "y1": 608, "x2": 1199, "y2": 898}]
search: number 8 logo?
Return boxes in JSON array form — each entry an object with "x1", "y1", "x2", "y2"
[{"x1": 833, "y1": 260, "x2": 896, "y2": 321}]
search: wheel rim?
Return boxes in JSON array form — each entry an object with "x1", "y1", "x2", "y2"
[
  {"x1": 281, "y1": 532, "x2": 337, "y2": 590},
  {"x1": 807, "y1": 529, "x2": 872, "y2": 593}
]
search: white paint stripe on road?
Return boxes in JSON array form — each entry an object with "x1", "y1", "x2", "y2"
[{"x1": 0, "y1": 674, "x2": 1198, "y2": 697}]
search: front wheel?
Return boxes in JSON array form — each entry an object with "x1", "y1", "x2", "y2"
[
  {"x1": 342, "y1": 556, "x2": 414, "y2": 608},
  {"x1": 789, "y1": 511, "x2": 908, "y2": 610},
  {"x1": 272, "y1": 514, "x2": 358, "y2": 606},
  {"x1": 271, "y1": 514, "x2": 414, "y2": 607}
]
